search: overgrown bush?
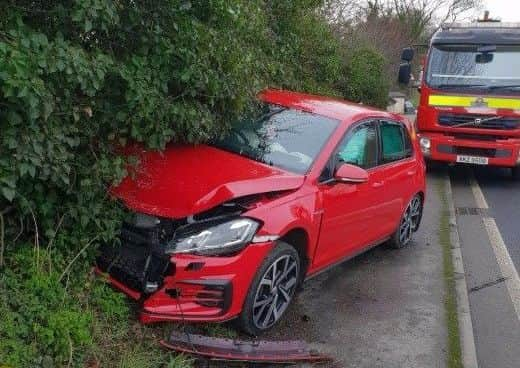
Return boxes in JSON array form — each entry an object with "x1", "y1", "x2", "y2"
[
  {"x1": 342, "y1": 47, "x2": 390, "y2": 108},
  {"x1": 0, "y1": 1, "x2": 390, "y2": 366}
]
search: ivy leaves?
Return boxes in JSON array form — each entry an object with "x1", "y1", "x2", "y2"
[{"x1": 0, "y1": 1, "x2": 390, "y2": 365}]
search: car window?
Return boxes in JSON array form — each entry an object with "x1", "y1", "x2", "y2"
[
  {"x1": 380, "y1": 122, "x2": 411, "y2": 163},
  {"x1": 336, "y1": 123, "x2": 378, "y2": 169}
]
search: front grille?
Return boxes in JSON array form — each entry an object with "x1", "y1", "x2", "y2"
[
  {"x1": 437, "y1": 144, "x2": 512, "y2": 158},
  {"x1": 451, "y1": 133, "x2": 498, "y2": 142},
  {"x1": 439, "y1": 114, "x2": 520, "y2": 130},
  {"x1": 456, "y1": 146, "x2": 497, "y2": 157},
  {"x1": 97, "y1": 243, "x2": 171, "y2": 292},
  {"x1": 97, "y1": 219, "x2": 182, "y2": 293}
]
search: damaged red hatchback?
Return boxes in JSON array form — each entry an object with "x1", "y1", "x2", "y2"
[{"x1": 96, "y1": 90, "x2": 426, "y2": 335}]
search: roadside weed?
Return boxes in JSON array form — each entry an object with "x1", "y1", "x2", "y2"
[{"x1": 436, "y1": 179, "x2": 463, "y2": 368}]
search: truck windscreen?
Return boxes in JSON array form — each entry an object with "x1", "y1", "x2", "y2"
[{"x1": 426, "y1": 44, "x2": 520, "y2": 91}]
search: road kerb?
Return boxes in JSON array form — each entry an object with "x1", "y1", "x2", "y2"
[{"x1": 444, "y1": 174, "x2": 479, "y2": 368}]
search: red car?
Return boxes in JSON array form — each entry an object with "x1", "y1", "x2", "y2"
[{"x1": 96, "y1": 90, "x2": 426, "y2": 335}]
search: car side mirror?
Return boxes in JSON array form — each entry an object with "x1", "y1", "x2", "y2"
[
  {"x1": 334, "y1": 164, "x2": 369, "y2": 184},
  {"x1": 398, "y1": 63, "x2": 412, "y2": 85}
]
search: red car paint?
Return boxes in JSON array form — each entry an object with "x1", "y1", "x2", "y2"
[
  {"x1": 98, "y1": 89, "x2": 426, "y2": 325},
  {"x1": 112, "y1": 144, "x2": 305, "y2": 219}
]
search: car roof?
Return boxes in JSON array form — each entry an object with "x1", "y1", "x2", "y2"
[
  {"x1": 433, "y1": 24, "x2": 520, "y2": 45},
  {"x1": 258, "y1": 89, "x2": 402, "y2": 126}
]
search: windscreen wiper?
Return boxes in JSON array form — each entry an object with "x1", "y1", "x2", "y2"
[
  {"x1": 450, "y1": 115, "x2": 504, "y2": 128},
  {"x1": 488, "y1": 85, "x2": 520, "y2": 91},
  {"x1": 257, "y1": 107, "x2": 287, "y2": 122},
  {"x1": 434, "y1": 84, "x2": 488, "y2": 89}
]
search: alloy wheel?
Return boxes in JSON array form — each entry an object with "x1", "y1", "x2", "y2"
[
  {"x1": 399, "y1": 196, "x2": 422, "y2": 245},
  {"x1": 252, "y1": 254, "x2": 299, "y2": 330}
]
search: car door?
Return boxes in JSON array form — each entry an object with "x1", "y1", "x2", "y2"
[
  {"x1": 313, "y1": 120, "x2": 388, "y2": 270},
  {"x1": 375, "y1": 120, "x2": 417, "y2": 235}
]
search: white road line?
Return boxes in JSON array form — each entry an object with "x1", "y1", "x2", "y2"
[
  {"x1": 469, "y1": 173, "x2": 520, "y2": 320},
  {"x1": 483, "y1": 217, "x2": 520, "y2": 320},
  {"x1": 469, "y1": 175, "x2": 489, "y2": 209}
]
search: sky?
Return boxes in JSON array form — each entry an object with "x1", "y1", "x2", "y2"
[{"x1": 482, "y1": 0, "x2": 520, "y2": 22}]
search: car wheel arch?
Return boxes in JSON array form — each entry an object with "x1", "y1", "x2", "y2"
[
  {"x1": 414, "y1": 191, "x2": 425, "y2": 228},
  {"x1": 403, "y1": 190, "x2": 424, "y2": 212},
  {"x1": 416, "y1": 191, "x2": 425, "y2": 204},
  {"x1": 403, "y1": 191, "x2": 425, "y2": 232},
  {"x1": 279, "y1": 227, "x2": 310, "y2": 279}
]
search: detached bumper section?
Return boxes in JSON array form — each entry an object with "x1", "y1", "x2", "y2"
[
  {"x1": 419, "y1": 132, "x2": 520, "y2": 167},
  {"x1": 96, "y1": 220, "x2": 274, "y2": 323},
  {"x1": 161, "y1": 330, "x2": 332, "y2": 364}
]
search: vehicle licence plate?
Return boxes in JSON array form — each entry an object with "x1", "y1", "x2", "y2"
[{"x1": 456, "y1": 155, "x2": 489, "y2": 165}]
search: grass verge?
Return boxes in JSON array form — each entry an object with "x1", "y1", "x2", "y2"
[{"x1": 436, "y1": 178, "x2": 463, "y2": 368}]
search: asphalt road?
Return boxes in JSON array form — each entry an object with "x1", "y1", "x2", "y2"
[
  {"x1": 447, "y1": 164, "x2": 520, "y2": 368},
  {"x1": 473, "y1": 166, "x2": 520, "y2": 271}
]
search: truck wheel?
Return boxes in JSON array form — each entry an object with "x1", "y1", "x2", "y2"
[
  {"x1": 425, "y1": 159, "x2": 439, "y2": 173},
  {"x1": 513, "y1": 167, "x2": 520, "y2": 181},
  {"x1": 238, "y1": 242, "x2": 301, "y2": 336},
  {"x1": 389, "y1": 194, "x2": 423, "y2": 249}
]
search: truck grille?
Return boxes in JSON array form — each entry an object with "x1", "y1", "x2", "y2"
[
  {"x1": 437, "y1": 145, "x2": 512, "y2": 158},
  {"x1": 438, "y1": 114, "x2": 520, "y2": 130},
  {"x1": 451, "y1": 133, "x2": 497, "y2": 141},
  {"x1": 96, "y1": 218, "x2": 182, "y2": 294}
]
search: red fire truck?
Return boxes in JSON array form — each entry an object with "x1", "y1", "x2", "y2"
[{"x1": 399, "y1": 20, "x2": 520, "y2": 180}]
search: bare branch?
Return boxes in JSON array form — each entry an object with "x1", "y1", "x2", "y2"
[{"x1": 59, "y1": 236, "x2": 99, "y2": 282}]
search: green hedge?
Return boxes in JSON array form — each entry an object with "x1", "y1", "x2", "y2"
[{"x1": 0, "y1": 1, "x2": 389, "y2": 366}]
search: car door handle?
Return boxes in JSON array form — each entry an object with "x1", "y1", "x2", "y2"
[
  {"x1": 372, "y1": 181, "x2": 385, "y2": 188},
  {"x1": 407, "y1": 170, "x2": 417, "y2": 176}
]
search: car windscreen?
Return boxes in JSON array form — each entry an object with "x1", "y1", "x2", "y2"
[
  {"x1": 426, "y1": 44, "x2": 520, "y2": 91},
  {"x1": 211, "y1": 105, "x2": 339, "y2": 174}
]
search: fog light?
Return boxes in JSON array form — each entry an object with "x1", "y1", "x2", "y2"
[{"x1": 419, "y1": 137, "x2": 431, "y2": 156}]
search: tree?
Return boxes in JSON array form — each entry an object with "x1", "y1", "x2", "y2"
[
  {"x1": 381, "y1": 0, "x2": 483, "y2": 39},
  {"x1": 323, "y1": 0, "x2": 482, "y2": 39},
  {"x1": 1, "y1": 1, "x2": 388, "y2": 366}
]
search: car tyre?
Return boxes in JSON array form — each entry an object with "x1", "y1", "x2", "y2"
[
  {"x1": 512, "y1": 167, "x2": 520, "y2": 181},
  {"x1": 238, "y1": 241, "x2": 301, "y2": 336},
  {"x1": 425, "y1": 159, "x2": 441, "y2": 173},
  {"x1": 389, "y1": 194, "x2": 423, "y2": 249}
]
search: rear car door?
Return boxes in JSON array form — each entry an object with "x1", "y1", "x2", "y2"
[
  {"x1": 313, "y1": 120, "x2": 387, "y2": 270},
  {"x1": 375, "y1": 120, "x2": 417, "y2": 234}
]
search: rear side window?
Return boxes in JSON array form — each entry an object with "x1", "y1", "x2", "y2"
[{"x1": 380, "y1": 122, "x2": 412, "y2": 163}]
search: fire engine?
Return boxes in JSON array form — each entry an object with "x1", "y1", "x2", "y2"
[{"x1": 399, "y1": 17, "x2": 520, "y2": 179}]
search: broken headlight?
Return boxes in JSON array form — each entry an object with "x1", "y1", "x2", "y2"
[{"x1": 165, "y1": 218, "x2": 260, "y2": 256}]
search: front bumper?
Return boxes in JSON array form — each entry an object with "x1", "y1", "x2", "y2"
[
  {"x1": 419, "y1": 132, "x2": 520, "y2": 168},
  {"x1": 96, "y1": 241, "x2": 275, "y2": 324}
]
